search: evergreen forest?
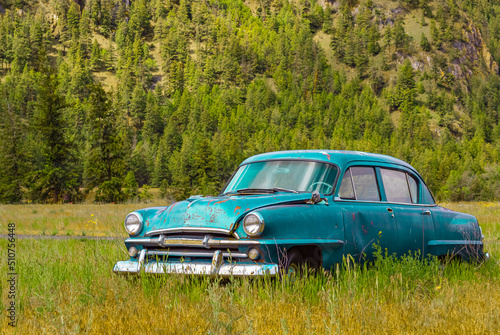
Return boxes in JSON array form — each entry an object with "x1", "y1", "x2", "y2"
[{"x1": 1, "y1": 0, "x2": 500, "y2": 203}]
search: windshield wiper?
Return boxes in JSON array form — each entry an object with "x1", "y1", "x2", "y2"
[
  {"x1": 271, "y1": 187, "x2": 298, "y2": 193},
  {"x1": 224, "y1": 187, "x2": 298, "y2": 195}
]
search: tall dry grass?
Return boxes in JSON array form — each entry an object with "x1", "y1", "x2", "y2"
[
  {"x1": 0, "y1": 238, "x2": 498, "y2": 334},
  {"x1": 0, "y1": 200, "x2": 170, "y2": 237},
  {"x1": 0, "y1": 202, "x2": 499, "y2": 333}
]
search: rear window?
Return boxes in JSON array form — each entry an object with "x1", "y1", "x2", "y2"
[{"x1": 380, "y1": 168, "x2": 418, "y2": 204}]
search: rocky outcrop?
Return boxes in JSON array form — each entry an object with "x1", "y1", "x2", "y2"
[
  {"x1": 393, "y1": 16, "x2": 498, "y2": 79},
  {"x1": 461, "y1": 20, "x2": 499, "y2": 74}
]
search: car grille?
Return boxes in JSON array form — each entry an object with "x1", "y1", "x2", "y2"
[{"x1": 128, "y1": 231, "x2": 253, "y2": 261}]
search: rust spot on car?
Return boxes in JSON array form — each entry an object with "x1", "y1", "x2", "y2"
[
  {"x1": 320, "y1": 151, "x2": 331, "y2": 160},
  {"x1": 362, "y1": 224, "x2": 368, "y2": 235},
  {"x1": 370, "y1": 220, "x2": 374, "y2": 226},
  {"x1": 352, "y1": 213, "x2": 356, "y2": 221},
  {"x1": 234, "y1": 206, "x2": 241, "y2": 213},
  {"x1": 207, "y1": 199, "x2": 219, "y2": 205},
  {"x1": 214, "y1": 199, "x2": 229, "y2": 205},
  {"x1": 168, "y1": 202, "x2": 178, "y2": 213}
]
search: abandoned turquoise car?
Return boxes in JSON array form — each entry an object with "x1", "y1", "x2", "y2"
[{"x1": 113, "y1": 150, "x2": 488, "y2": 276}]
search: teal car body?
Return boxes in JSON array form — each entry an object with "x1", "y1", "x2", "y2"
[{"x1": 114, "y1": 150, "x2": 488, "y2": 276}]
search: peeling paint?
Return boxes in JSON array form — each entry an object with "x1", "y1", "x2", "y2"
[
  {"x1": 320, "y1": 151, "x2": 331, "y2": 160},
  {"x1": 168, "y1": 202, "x2": 178, "y2": 214}
]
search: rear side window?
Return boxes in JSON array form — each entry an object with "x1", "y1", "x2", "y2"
[
  {"x1": 421, "y1": 183, "x2": 435, "y2": 204},
  {"x1": 339, "y1": 167, "x2": 380, "y2": 201},
  {"x1": 381, "y1": 168, "x2": 418, "y2": 204}
]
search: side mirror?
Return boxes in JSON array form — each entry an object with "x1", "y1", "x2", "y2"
[{"x1": 307, "y1": 191, "x2": 329, "y2": 206}]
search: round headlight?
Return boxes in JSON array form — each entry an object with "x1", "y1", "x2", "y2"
[
  {"x1": 124, "y1": 212, "x2": 143, "y2": 236},
  {"x1": 243, "y1": 212, "x2": 265, "y2": 237}
]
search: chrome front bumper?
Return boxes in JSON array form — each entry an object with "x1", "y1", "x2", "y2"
[{"x1": 113, "y1": 249, "x2": 279, "y2": 277}]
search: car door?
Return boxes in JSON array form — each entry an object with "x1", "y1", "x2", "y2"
[
  {"x1": 379, "y1": 168, "x2": 435, "y2": 258},
  {"x1": 337, "y1": 166, "x2": 399, "y2": 262}
]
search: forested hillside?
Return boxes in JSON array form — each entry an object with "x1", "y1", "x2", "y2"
[{"x1": 1, "y1": 0, "x2": 500, "y2": 203}]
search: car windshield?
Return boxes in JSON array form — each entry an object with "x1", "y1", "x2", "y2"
[{"x1": 222, "y1": 160, "x2": 338, "y2": 195}]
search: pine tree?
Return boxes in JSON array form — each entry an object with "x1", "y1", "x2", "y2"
[
  {"x1": 84, "y1": 83, "x2": 126, "y2": 202},
  {"x1": 79, "y1": 9, "x2": 91, "y2": 56},
  {"x1": 29, "y1": 72, "x2": 79, "y2": 202},
  {"x1": 393, "y1": 21, "x2": 410, "y2": 51},
  {"x1": 89, "y1": 39, "x2": 101, "y2": 70},
  {"x1": 67, "y1": 2, "x2": 81, "y2": 35},
  {"x1": 393, "y1": 59, "x2": 416, "y2": 112},
  {"x1": 384, "y1": 26, "x2": 393, "y2": 52},
  {"x1": 0, "y1": 98, "x2": 26, "y2": 202},
  {"x1": 430, "y1": 20, "x2": 442, "y2": 47},
  {"x1": 420, "y1": 33, "x2": 431, "y2": 51},
  {"x1": 106, "y1": 40, "x2": 115, "y2": 72},
  {"x1": 11, "y1": 29, "x2": 30, "y2": 73}
]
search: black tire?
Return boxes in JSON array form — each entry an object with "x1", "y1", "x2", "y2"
[
  {"x1": 304, "y1": 256, "x2": 319, "y2": 274},
  {"x1": 284, "y1": 250, "x2": 304, "y2": 277}
]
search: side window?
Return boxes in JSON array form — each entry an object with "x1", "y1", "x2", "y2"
[
  {"x1": 421, "y1": 183, "x2": 435, "y2": 204},
  {"x1": 351, "y1": 167, "x2": 380, "y2": 201},
  {"x1": 338, "y1": 169, "x2": 355, "y2": 199},
  {"x1": 407, "y1": 174, "x2": 418, "y2": 204},
  {"x1": 339, "y1": 167, "x2": 380, "y2": 201},
  {"x1": 381, "y1": 168, "x2": 417, "y2": 204}
]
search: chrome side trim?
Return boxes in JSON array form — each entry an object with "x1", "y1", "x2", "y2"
[
  {"x1": 428, "y1": 240, "x2": 483, "y2": 246},
  {"x1": 334, "y1": 198, "x2": 439, "y2": 207},
  {"x1": 148, "y1": 250, "x2": 248, "y2": 258},
  {"x1": 145, "y1": 227, "x2": 232, "y2": 237}
]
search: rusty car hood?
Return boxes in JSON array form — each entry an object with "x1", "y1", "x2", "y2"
[{"x1": 141, "y1": 193, "x2": 311, "y2": 235}]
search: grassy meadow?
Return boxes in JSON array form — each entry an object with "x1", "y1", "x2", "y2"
[
  {"x1": 0, "y1": 202, "x2": 499, "y2": 334},
  {"x1": 0, "y1": 189, "x2": 171, "y2": 237}
]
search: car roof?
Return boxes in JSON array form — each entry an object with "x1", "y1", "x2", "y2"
[{"x1": 240, "y1": 150, "x2": 416, "y2": 173}]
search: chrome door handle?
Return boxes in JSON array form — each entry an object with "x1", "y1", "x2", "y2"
[{"x1": 422, "y1": 209, "x2": 431, "y2": 215}]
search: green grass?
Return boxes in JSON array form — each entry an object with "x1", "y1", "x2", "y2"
[
  {"x1": 0, "y1": 202, "x2": 499, "y2": 333},
  {"x1": 0, "y1": 197, "x2": 170, "y2": 237},
  {"x1": 0, "y1": 233, "x2": 499, "y2": 332}
]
